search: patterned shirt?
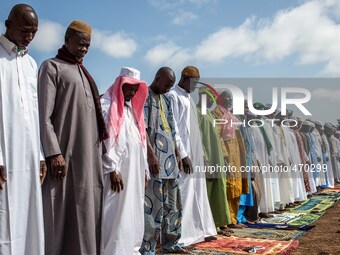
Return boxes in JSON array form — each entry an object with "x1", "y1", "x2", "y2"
[{"x1": 144, "y1": 89, "x2": 179, "y2": 179}]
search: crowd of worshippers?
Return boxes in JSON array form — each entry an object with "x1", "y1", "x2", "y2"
[{"x1": 1, "y1": 4, "x2": 340, "y2": 255}]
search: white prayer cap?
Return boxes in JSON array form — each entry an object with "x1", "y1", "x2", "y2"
[
  {"x1": 314, "y1": 120, "x2": 323, "y2": 127},
  {"x1": 119, "y1": 67, "x2": 141, "y2": 81}
]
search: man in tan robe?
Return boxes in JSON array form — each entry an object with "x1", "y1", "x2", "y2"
[
  {"x1": 212, "y1": 91, "x2": 249, "y2": 228},
  {"x1": 38, "y1": 20, "x2": 108, "y2": 255}
]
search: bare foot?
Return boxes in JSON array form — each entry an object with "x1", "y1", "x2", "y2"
[
  {"x1": 220, "y1": 226, "x2": 234, "y2": 233},
  {"x1": 238, "y1": 223, "x2": 248, "y2": 228},
  {"x1": 271, "y1": 210, "x2": 282, "y2": 214},
  {"x1": 204, "y1": 236, "x2": 217, "y2": 242},
  {"x1": 285, "y1": 203, "x2": 295, "y2": 208},
  {"x1": 228, "y1": 223, "x2": 247, "y2": 228},
  {"x1": 259, "y1": 212, "x2": 274, "y2": 218}
]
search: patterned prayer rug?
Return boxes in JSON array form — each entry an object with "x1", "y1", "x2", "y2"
[
  {"x1": 192, "y1": 236, "x2": 299, "y2": 254},
  {"x1": 245, "y1": 222, "x2": 314, "y2": 231},
  {"x1": 290, "y1": 198, "x2": 336, "y2": 214},
  {"x1": 289, "y1": 211, "x2": 324, "y2": 226},
  {"x1": 231, "y1": 228, "x2": 305, "y2": 241},
  {"x1": 259, "y1": 213, "x2": 304, "y2": 224},
  {"x1": 318, "y1": 189, "x2": 340, "y2": 198}
]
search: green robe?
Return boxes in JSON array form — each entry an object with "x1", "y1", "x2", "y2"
[{"x1": 197, "y1": 107, "x2": 231, "y2": 227}]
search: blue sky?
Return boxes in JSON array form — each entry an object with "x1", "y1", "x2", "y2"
[{"x1": 1, "y1": 0, "x2": 340, "y2": 123}]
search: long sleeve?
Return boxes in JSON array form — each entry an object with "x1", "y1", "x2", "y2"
[
  {"x1": 167, "y1": 93, "x2": 188, "y2": 159},
  {"x1": 142, "y1": 144, "x2": 150, "y2": 180},
  {"x1": 38, "y1": 61, "x2": 62, "y2": 157},
  {"x1": 100, "y1": 94, "x2": 125, "y2": 175},
  {"x1": 102, "y1": 146, "x2": 125, "y2": 175},
  {"x1": 39, "y1": 144, "x2": 45, "y2": 161}
]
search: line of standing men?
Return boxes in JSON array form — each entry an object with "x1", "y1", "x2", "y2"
[{"x1": 1, "y1": 4, "x2": 216, "y2": 255}]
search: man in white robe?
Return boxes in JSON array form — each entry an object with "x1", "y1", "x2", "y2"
[
  {"x1": 334, "y1": 131, "x2": 340, "y2": 183},
  {"x1": 260, "y1": 103, "x2": 281, "y2": 209},
  {"x1": 0, "y1": 4, "x2": 45, "y2": 255},
  {"x1": 166, "y1": 66, "x2": 216, "y2": 246},
  {"x1": 101, "y1": 67, "x2": 149, "y2": 255},
  {"x1": 248, "y1": 113, "x2": 275, "y2": 214},
  {"x1": 272, "y1": 112, "x2": 295, "y2": 208},
  {"x1": 310, "y1": 124, "x2": 325, "y2": 187},
  {"x1": 286, "y1": 123, "x2": 307, "y2": 201},
  {"x1": 300, "y1": 121, "x2": 318, "y2": 194},
  {"x1": 320, "y1": 122, "x2": 335, "y2": 188}
]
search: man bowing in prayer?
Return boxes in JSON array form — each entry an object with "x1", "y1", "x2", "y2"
[
  {"x1": 0, "y1": 4, "x2": 45, "y2": 254},
  {"x1": 167, "y1": 66, "x2": 217, "y2": 246},
  {"x1": 212, "y1": 91, "x2": 249, "y2": 228},
  {"x1": 38, "y1": 20, "x2": 108, "y2": 255},
  {"x1": 101, "y1": 67, "x2": 149, "y2": 255},
  {"x1": 196, "y1": 87, "x2": 231, "y2": 236},
  {"x1": 140, "y1": 67, "x2": 189, "y2": 254}
]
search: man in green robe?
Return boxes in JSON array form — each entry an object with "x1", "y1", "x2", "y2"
[{"x1": 196, "y1": 88, "x2": 231, "y2": 234}]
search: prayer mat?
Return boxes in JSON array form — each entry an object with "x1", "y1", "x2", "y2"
[
  {"x1": 231, "y1": 228, "x2": 305, "y2": 241},
  {"x1": 193, "y1": 236, "x2": 299, "y2": 254},
  {"x1": 290, "y1": 197, "x2": 336, "y2": 213},
  {"x1": 160, "y1": 249, "x2": 232, "y2": 255},
  {"x1": 259, "y1": 213, "x2": 304, "y2": 224},
  {"x1": 289, "y1": 211, "x2": 324, "y2": 226},
  {"x1": 184, "y1": 250, "x2": 233, "y2": 255},
  {"x1": 244, "y1": 223, "x2": 314, "y2": 231},
  {"x1": 318, "y1": 189, "x2": 340, "y2": 198}
]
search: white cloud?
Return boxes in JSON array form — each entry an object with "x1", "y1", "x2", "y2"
[
  {"x1": 144, "y1": 42, "x2": 191, "y2": 68},
  {"x1": 30, "y1": 20, "x2": 64, "y2": 52},
  {"x1": 194, "y1": 18, "x2": 258, "y2": 62},
  {"x1": 312, "y1": 88, "x2": 340, "y2": 101},
  {"x1": 172, "y1": 10, "x2": 197, "y2": 25},
  {"x1": 145, "y1": 0, "x2": 340, "y2": 75},
  {"x1": 92, "y1": 30, "x2": 137, "y2": 58}
]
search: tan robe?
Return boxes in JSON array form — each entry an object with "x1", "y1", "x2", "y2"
[
  {"x1": 212, "y1": 106, "x2": 248, "y2": 224},
  {"x1": 38, "y1": 58, "x2": 104, "y2": 255}
]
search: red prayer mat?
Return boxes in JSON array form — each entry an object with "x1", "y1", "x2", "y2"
[{"x1": 193, "y1": 235, "x2": 299, "y2": 254}]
